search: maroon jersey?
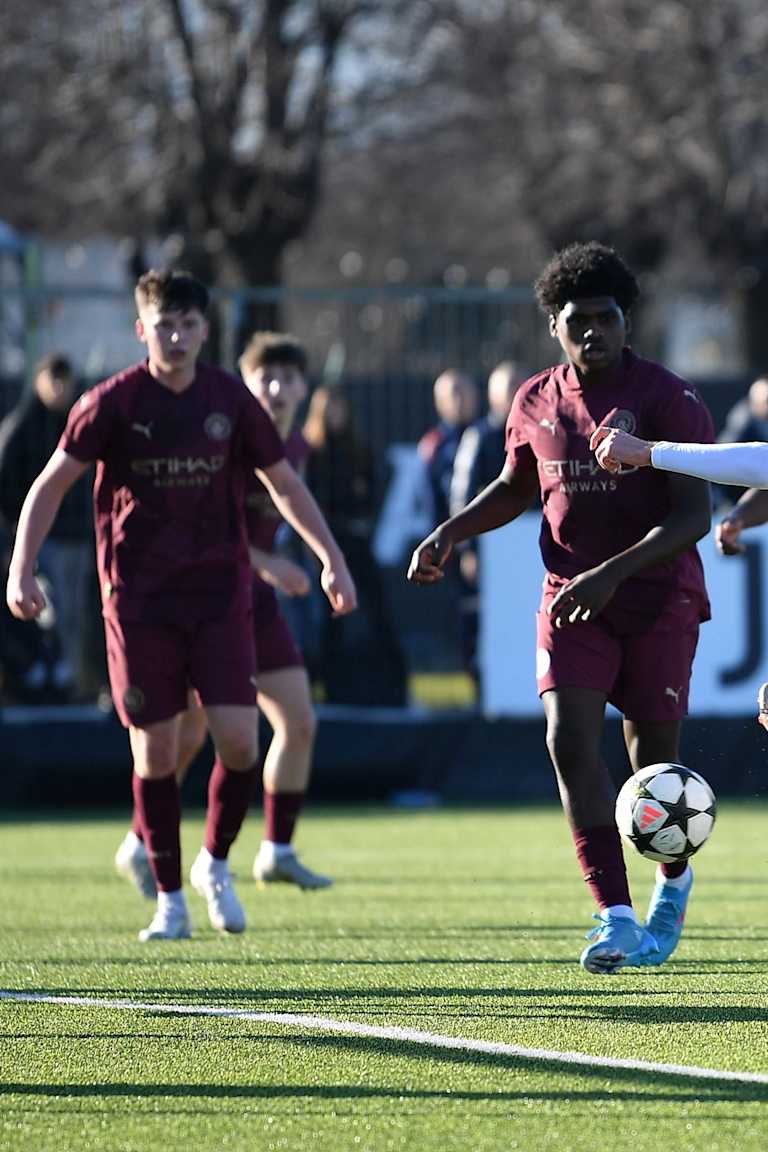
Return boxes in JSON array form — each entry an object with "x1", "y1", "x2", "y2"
[
  {"x1": 59, "y1": 361, "x2": 285, "y2": 623},
  {"x1": 244, "y1": 428, "x2": 309, "y2": 553},
  {"x1": 505, "y1": 349, "x2": 714, "y2": 622}
]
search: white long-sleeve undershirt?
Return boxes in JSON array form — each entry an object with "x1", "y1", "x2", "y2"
[{"x1": 650, "y1": 441, "x2": 768, "y2": 488}]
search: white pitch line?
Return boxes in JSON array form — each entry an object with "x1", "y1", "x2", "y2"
[{"x1": 2, "y1": 990, "x2": 767, "y2": 1087}]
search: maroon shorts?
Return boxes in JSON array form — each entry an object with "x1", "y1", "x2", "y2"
[
  {"x1": 104, "y1": 609, "x2": 258, "y2": 728},
  {"x1": 535, "y1": 595, "x2": 700, "y2": 723},
  {"x1": 252, "y1": 580, "x2": 304, "y2": 675}
]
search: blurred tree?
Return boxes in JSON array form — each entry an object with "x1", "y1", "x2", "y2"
[
  {"x1": 0, "y1": 0, "x2": 421, "y2": 329},
  {"x1": 300, "y1": 0, "x2": 768, "y2": 363}
]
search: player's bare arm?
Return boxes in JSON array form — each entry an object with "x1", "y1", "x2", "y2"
[
  {"x1": 248, "y1": 546, "x2": 311, "y2": 597},
  {"x1": 6, "y1": 449, "x2": 89, "y2": 620},
  {"x1": 716, "y1": 488, "x2": 768, "y2": 556},
  {"x1": 590, "y1": 425, "x2": 654, "y2": 472},
  {"x1": 257, "y1": 457, "x2": 357, "y2": 615},
  {"x1": 547, "y1": 473, "x2": 711, "y2": 628},
  {"x1": 407, "y1": 464, "x2": 538, "y2": 585}
]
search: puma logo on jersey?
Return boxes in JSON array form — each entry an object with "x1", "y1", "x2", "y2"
[
  {"x1": 665, "y1": 686, "x2": 682, "y2": 703},
  {"x1": 131, "y1": 421, "x2": 154, "y2": 440},
  {"x1": 539, "y1": 417, "x2": 559, "y2": 434},
  {"x1": 683, "y1": 389, "x2": 700, "y2": 403}
]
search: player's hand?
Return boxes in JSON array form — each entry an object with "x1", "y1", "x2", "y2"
[
  {"x1": 757, "y1": 684, "x2": 768, "y2": 731},
  {"x1": 715, "y1": 514, "x2": 746, "y2": 556},
  {"x1": 257, "y1": 555, "x2": 311, "y2": 597},
  {"x1": 546, "y1": 567, "x2": 619, "y2": 628},
  {"x1": 320, "y1": 557, "x2": 357, "y2": 616},
  {"x1": 6, "y1": 570, "x2": 47, "y2": 620},
  {"x1": 590, "y1": 426, "x2": 653, "y2": 473},
  {"x1": 407, "y1": 530, "x2": 453, "y2": 584}
]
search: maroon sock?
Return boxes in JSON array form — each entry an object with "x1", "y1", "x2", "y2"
[
  {"x1": 131, "y1": 772, "x2": 181, "y2": 892},
  {"x1": 130, "y1": 808, "x2": 144, "y2": 842},
  {"x1": 205, "y1": 757, "x2": 258, "y2": 860},
  {"x1": 263, "y1": 790, "x2": 305, "y2": 845},
  {"x1": 659, "y1": 860, "x2": 689, "y2": 879},
  {"x1": 573, "y1": 824, "x2": 632, "y2": 910}
]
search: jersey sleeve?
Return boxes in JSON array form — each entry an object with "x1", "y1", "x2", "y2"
[
  {"x1": 649, "y1": 378, "x2": 715, "y2": 446},
  {"x1": 504, "y1": 389, "x2": 537, "y2": 475},
  {"x1": 58, "y1": 386, "x2": 115, "y2": 462},
  {"x1": 240, "y1": 390, "x2": 286, "y2": 471}
]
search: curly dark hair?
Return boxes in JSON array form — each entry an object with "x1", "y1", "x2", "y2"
[{"x1": 534, "y1": 242, "x2": 639, "y2": 316}]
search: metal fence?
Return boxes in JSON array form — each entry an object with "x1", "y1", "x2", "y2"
[{"x1": 0, "y1": 282, "x2": 551, "y2": 458}]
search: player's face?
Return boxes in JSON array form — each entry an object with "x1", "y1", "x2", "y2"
[
  {"x1": 136, "y1": 306, "x2": 209, "y2": 377},
  {"x1": 551, "y1": 296, "x2": 627, "y2": 375},
  {"x1": 243, "y1": 362, "x2": 307, "y2": 434}
]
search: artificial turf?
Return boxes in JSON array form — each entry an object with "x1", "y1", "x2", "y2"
[{"x1": 1, "y1": 803, "x2": 766, "y2": 1151}]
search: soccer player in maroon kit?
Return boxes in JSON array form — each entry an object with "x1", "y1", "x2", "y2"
[
  {"x1": 408, "y1": 242, "x2": 714, "y2": 973},
  {"x1": 6, "y1": 272, "x2": 356, "y2": 941},
  {"x1": 115, "y1": 331, "x2": 334, "y2": 897}
]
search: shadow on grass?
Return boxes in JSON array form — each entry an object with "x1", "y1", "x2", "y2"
[{"x1": 2, "y1": 1026, "x2": 768, "y2": 1106}]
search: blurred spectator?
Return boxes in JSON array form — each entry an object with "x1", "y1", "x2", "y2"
[
  {"x1": 418, "y1": 370, "x2": 479, "y2": 524},
  {"x1": 715, "y1": 374, "x2": 768, "y2": 506},
  {"x1": 450, "y1": 361, "x2": 524, "y2": 515},
  {"x1": 0, "y1": 354, "x2": 93, "y2": 699},
  {"x1": 448, "y1": 361, "x2": 524, "y2": 691},
  {"x1": 718, "y1": 375, "x2": 768, "y2": 443},
  {"x1": 303, "y1": 386, "x2": 407, "y2": 705}
]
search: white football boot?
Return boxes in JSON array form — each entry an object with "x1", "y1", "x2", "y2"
[
  {"x1": 138, "y1": 894, "x2": 192, "y2": 942},
  {"x1": 115, "y1": 831, "x2": 157, "y2": 900},
  {"x1": 253, "y1": 842, "x2": 333, "y2": 890},
  {"x1": 190, "y1": 848, "x2": 246, "y2": 933}
]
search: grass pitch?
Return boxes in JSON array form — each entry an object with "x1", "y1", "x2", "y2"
[{"x1": 1, "y1": 803, "x2": 767, "y2": 1152}]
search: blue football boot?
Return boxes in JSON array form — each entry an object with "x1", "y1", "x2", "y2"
[
  {"x1": 639, "y1": 866, "x2": 693, "y2": 966},
  {"x1": 580, "y1": 911, "x2": 659, "y2": 974}
]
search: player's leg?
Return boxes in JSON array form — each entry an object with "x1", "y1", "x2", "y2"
[
  {"x1": 116, "y1": 691, "x2": 207, "y2": 900},
  {"x1": 129, "y1": 715, "x2": 192, "y2": 941},
  {"x1": 104, "y1": 615, "x2": 192, "y2": 939},
  {"x1": 188, "y1": 703, "x2": 259, "y2": 933},
  {"x1": 254, "y1": 666, "x2": 330, "y2": 889},
  {"x1": 620, "y1": 625, "x2": 700, "y2": 965},
  {"x1": 541, "y1": 685, "x2": 655, "y2": 972}
]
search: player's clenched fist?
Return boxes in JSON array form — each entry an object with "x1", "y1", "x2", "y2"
[
  {"x1": 407, "y1": 531, "x2": 453, "y2": 584},
  {"x1": 6, "y1": 569, "x2": 46, "y2": 620},
  {"x1": 320, "y1": 558, "x2": 357, "y2": 616},
  {"x1": 590, "y1": 425, "x2": 653, "y2": 472}
]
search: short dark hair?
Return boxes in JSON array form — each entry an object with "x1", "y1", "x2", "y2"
[
  {"x1": 239, "y1": 331, "x2": 307, "y2": 375},
  {"x1": 534, "y1": 242, "x2": 640, "y2": 316},
  {"x1": 35, "y1": 353, "x2": 73, "y2": 378},
  {"x1": 134, "y1": 269, "x2": 210, "y2": 315}
]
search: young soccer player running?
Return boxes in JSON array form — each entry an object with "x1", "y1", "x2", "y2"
[
  {"x1": 6, "y1": 272, "x2": 356, "y2": 941},
  {"x1": 408, "y1": 242, "x2": 714, "y2": 974},
  {"x1": 115, "y1": 331, "x2": 335, "y2": 899}
]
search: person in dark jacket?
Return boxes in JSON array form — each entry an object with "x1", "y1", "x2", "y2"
[{"x1": 0, "y1": 354, "x2": 93, "y2": 696}]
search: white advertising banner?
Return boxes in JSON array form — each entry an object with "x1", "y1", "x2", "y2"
[{"x1": 480, "y1": 513, "x2": 768, "y2": 716}]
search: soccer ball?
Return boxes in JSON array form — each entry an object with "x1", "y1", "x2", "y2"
[{"x1": 615, "y1": 763, "x2": 716, "y2": 863}]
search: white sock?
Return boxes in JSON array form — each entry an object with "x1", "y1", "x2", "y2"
[
  {"x1": 158, "y1": 889, "x2": 187, "y2": 914},
  {"x1": 197, "y1": 846, "x2": 228, "y2": 875},
  {"x1": 261, "y1": 840, "x2": 294, "y2": 858},
  {"x1": 604, "y1": 904, "x2": 637, "y2": 922},
  {"x1": 124, "y1": 830, "x2": 143, "y2": 852},
  {"x1": 657, "y1": 864, "x2": 691, "y2": 889}
]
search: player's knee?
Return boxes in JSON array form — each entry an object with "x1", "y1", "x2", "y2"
[
  {"x1": 545, "y1": 720, "x2": 585, "y2": 776},
  {"x1": 133, "y1": 754, "x2": 177, "y2": 780},
  {"x1": 216, "y1": 729, "x2": 260, "y2": 772},
  {"x1": 289, "y1": 709, "x2": 317, "y2": 751}
]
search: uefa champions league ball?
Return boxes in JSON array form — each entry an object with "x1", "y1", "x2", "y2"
[{"x1": 615, "y1": 763, "x2": 717, "y2": 863}]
